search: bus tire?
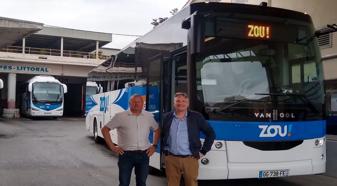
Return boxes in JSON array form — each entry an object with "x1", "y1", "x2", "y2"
[{"x1": 93, "y1": 119, "x2": 102, "y2": 144}]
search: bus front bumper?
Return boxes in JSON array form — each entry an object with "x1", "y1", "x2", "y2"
[
  {"x1": 30, "y1": 110, "x2": 63, "y2": 117},
  {"x1": 197, "y1": 150, "x2": 325, "y2": 180}
]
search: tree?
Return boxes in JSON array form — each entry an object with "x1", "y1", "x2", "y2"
[
  {"x1": 170, "y1": 8, "x2": 178, "y2": 15},
  {"x1": 151, "y1": 17, "x2": 168, "y2": 27},
  {"x1": 151, "y1": 8, "x2": 178, "y2": 27}
]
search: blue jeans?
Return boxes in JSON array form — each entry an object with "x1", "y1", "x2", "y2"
[{"x1": 118, "y1": 151, "x2": 149, "y2": 186}]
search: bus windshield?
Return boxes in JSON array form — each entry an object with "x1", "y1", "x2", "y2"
[
  {"x1": 86, "y1": 86, "x2": 98, "y2": 97},
  {"x1": 32, "y1": 82, "x2": 63, "y2": 103},
  {"x1": 195, "y1": 15, "x2": 324, "y2": 121}
]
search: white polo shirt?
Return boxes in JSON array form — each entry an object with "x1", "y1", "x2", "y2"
[{"x1": 105, "y1": 110, "x2": 158, "y2": 151}]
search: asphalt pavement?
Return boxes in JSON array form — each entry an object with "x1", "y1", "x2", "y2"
[{"x1": 1, "y1": 118, "x2": 337, "y2": 186}]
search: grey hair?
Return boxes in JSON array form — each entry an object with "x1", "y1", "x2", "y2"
[{"x1": 129, "y1": 94, "x2": 144, "y2": 104}]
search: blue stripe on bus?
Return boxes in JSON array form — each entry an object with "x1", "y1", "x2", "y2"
[
  {"x1": 85, "y1": 96, "x2": 97, "y2": 114},
  {"x1": 204, "y1": 120, "x2": 326, "y2": 141},
  {"x1": 113, "y1": 86, "x2": 146, "y2": 110},
  {"x1": 32, "y1": 102, "x2": 62, "y2": 111}
]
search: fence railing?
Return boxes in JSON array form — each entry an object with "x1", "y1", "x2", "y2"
[{"x1": 0, "y1": 46, "x2": 110, "y2": 60}]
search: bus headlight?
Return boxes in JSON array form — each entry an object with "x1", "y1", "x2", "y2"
[
  {"x1": 214, "y1": 142, "x2": 223, "y2": 149},
  {"x1": 314, "y1": 139, "x2": 324, "y2": 147}
]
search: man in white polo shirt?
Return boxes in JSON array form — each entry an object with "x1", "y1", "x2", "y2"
[{"x1": 101, "y1": 94, "x2": 160, "y2": 186}]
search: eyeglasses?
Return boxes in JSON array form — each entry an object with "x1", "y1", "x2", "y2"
[{"x1": 175, "y1": 92, "x2": 188, "y2": 98}]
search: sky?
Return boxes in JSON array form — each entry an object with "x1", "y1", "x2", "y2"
[{"x1": 0, "y1": 0, "x2": 188, "y2": 49}]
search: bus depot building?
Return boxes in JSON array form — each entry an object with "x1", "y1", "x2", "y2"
[{"x1": 0, "y1": 17, "x2": 113, "y2": 118}]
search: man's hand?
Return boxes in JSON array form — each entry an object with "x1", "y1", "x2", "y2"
[
  {"x1": 110, "y1": 145, "x2": 124, "y2": 155},
  {"x1": 194, "y1": 152, "x2": 205, "y2": 160},
  {"x1": 199, "y1": 152, "x2": 205, "y2": 159},
  {"x1": 146, "y1": 145, "x2": 157, "y2": 157}
]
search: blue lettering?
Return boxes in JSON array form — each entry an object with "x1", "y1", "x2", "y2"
[{"x1": 0, "y1": 65, "x2": 49, "y2": 73}]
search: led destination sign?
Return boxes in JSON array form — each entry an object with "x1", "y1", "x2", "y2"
[
  {"x1": 247, "y1": 24, "x2": 271, "y2": 39},
  {"x1": 204, "y1": 17, "x2": 299, "y2": 42}
]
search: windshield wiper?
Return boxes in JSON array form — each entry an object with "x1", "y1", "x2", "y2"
[
  {"x1": 255, "y1": 92, "x2": 319, "y2": 113},
  {"x1": 297, "y1": 24, "x2": 337, "y2": 43},
  {"x1": 205, "y1": 96, "x2": 259, "y2": 113}
]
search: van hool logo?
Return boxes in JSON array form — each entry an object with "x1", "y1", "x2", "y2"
[{"x1": 254, "y1": 110, "x2": 295, "y2": 120}]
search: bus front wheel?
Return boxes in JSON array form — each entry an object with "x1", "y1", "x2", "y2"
[{"x1": 93, "y1": 119, "x2": 102, "y2": 144}]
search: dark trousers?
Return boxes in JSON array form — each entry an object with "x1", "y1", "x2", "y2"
[{"x1": 118, "y1": 151, "x2": 149, "y2": 186}]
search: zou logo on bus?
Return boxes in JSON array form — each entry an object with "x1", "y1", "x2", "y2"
[
  {"x1": 258, "y1": 124, "x2": 293, "y2": 138},
  {"x1": 100, "y1": 96, "x2": 109, "y2": 112}
]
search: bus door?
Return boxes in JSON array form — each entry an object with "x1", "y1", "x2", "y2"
[
  {"x1": 158, "y1": 48, "x2": 188, "y2": 170},
  {"x1": 141, "y1": 43, "x2": 185, "y2": 170}
]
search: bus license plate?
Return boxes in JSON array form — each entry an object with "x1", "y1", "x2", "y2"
[{"x1": 259, "y1": 169, "x2": 289, "y2": 178}]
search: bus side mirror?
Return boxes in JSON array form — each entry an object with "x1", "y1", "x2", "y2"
[
  {"x1": 98, "y1": 85, "x2": 103, "y2": 93},
  {"x1": 62, "y1": 84, "x2": 68, "y2": 93},
  {"x1": 28, "y1": 84, "x2": 32, "y2": 92},
  {"x1": 315, "y1": 24, "x2": 337, "y2": 37},
  {"x1": 182, "y1": 17, "x2": 191, "y2": 29},
  {"x1": 0, "y1": 79, "x2": 3, "y2": 89}
]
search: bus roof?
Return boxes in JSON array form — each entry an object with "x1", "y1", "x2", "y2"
[
  {"x1": 91, "y1": 2, "x2": 313, "y2": 76},
  {"x1": 27, "y1": 75, "x2": 62, "y2": 84},
  {"x1": 86, "y1": 81, "x2": 98, "y2": 87}
]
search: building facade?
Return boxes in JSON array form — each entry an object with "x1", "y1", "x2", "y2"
[{"x1": 0, "y1": 18, "x2": 112, "y2": 118}]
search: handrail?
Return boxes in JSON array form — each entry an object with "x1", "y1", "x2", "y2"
[{"x1": 0, "y1": 46, "x2": 110, "y2": 60}]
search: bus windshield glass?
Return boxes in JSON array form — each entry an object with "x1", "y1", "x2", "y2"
[
  {"x1": 195, "y1": 14, "x2": 324, "y2": 121},
  {"x1": 86, "y1": 86, "x2": 97, "y2": 97},
  {"x1": 32, "y1": 82, "x2": 63, "y2": 103}
]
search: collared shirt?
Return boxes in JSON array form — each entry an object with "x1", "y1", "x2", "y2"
[
  {"x1": 167, "y1": 112, "x2": 192, "y2": 155},
  {"x1": 105, "y1": 110, "x2": 158, "y2": 151}
]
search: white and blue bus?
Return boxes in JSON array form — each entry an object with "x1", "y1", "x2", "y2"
[
  {"x1": 85, "y1": 81, "x2": 103, "y2": 116},
  {"x1": 0, "y1": 79, "x2": 3, "y2": 89},
  {"x1": 21, "y1": 76, "x2": 67, "y2": 117},
  {"x1": 86, "y1": 2, "x2": 328, "y2": 180},
  {"x1": 0, "y1": 78, "x2": 3, "y2": 115},
  {"x1": 86, "y1": 82, "x2": 147, "y2": 143}
]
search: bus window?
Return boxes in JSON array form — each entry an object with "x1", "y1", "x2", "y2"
[
  {"x1": 331, "y1": 93, "x2": 337, "y2": 112},
  {"x1": 147, "y1": 56, "x2": 161, "y2": 114},
  {"x1": 172, "y1": 52, "x2": 187, "y2": 94}
]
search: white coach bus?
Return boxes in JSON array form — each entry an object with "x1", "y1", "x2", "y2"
[{"x1": 21, "y1": 76, "x2": 67, "y2": 117}]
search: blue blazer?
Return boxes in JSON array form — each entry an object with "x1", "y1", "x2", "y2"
[{"x1": 161, "y1": 110, "x2": 215, "y2": 156}]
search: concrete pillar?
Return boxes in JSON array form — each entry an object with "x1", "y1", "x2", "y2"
[
  {"x1": 268, "y1": 0, "x2": 272, "y2": 6},
  {"x1": 7, "y1": 73, "x2": 16, "y2": 109},
  {"x1": 3, "y1": 73, "x2": 20, "y2": 118},
  {"x1": 96, "y1": 41, "x2": 99, "y2": 59},
  {"x1": 22, "y1": 38, "x2": 26, "y2": 54},
  {"x1": 60, "y1": 37, "x2": 64, "y2": 57}
]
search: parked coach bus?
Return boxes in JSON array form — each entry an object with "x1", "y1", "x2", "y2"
[
  {"x1": 0, "y1": 79, "x2": 3, "y2": 89},
  {"x1": 85, "y1": 81, "x2": 103, "y2": 116},
  {"x1": 86, "y1": 2, "x2": 328, "y2": 180},
  {"x1": 0, "y1": 79, "x2": 3, "y2": 115},
  {"x1": 21, "y1": 76, "x2": 67, "y2": 117}
]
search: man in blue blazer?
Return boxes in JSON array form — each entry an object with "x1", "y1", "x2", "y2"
[{"x1": 161, "y1": 92, "x2": 215, "y2": 186}]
